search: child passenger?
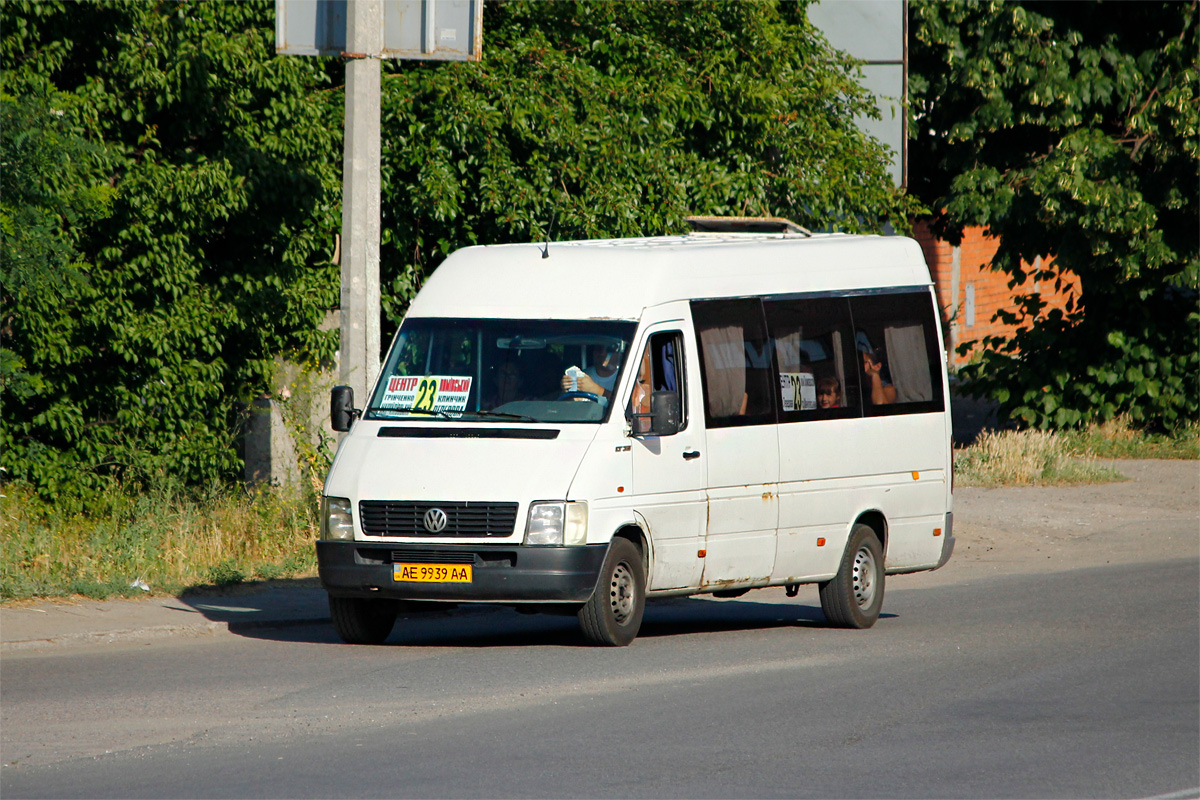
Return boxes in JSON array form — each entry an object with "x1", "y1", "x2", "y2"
[{"x1": 817, "y1": 375, "x2": 842, "y2": 409}]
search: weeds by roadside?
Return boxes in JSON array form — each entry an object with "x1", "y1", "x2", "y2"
[
  {"x1": 0, "y1": 481, "x2": 318, "y2": 602},
  {"x1": 954, "y1": 417, "x2": 1198, "y2": 488},
  {"x1": 1060, "y1": 417, "x2": 1200, "y2": 460},
  {"x1": 954, "y1": 429, "x2": 1124, "y2": 487}
]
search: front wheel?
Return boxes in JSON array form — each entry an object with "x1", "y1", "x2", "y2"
[
  {"x1": 578, "y1": 537, "x2": 645, "y2": 646},
  {"x1": 329, "y1": 596, "x2": 398, "y2": 644},
  {"x1": 819, "y1": 524, "x2": 885, "y2": 629}
]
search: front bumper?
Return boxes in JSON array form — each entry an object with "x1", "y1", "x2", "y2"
[{"x1": 316, "y1": 541, "x2": 608, "y2": 603}]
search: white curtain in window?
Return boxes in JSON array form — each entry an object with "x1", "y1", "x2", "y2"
[
  {"x1": 776, "y1": 330, "x2": 803, "y2": 372},
  {"x1": 700, "y1": 325, "x2": 746, "y2": 417},
  {"x1": 884, "y1": 325, "x2": 933, "y2": 402}
]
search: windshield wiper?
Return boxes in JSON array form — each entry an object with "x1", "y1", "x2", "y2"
[
  {"x1": 369, "y1": 407, "x2": 454, "y2": 419},
  {"x1": 462, "y1": 410, "x2": 540, "y2": 423}
]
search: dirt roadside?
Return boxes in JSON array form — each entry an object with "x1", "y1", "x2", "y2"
[{"x1": 907, "y1": 459, "x2": 1199, "y2": 588}]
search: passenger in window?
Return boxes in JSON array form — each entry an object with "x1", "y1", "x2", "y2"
[
  {"x1": 817, "y1": 375, "x2": 842, "y2": 409},
  {"x1": 861, "y1": 346, "x2": 898, "y2": 405}
]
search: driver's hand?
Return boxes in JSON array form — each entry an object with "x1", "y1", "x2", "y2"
[{"x1": 561, "y1": 373, "x2": 603, "y2": 396}]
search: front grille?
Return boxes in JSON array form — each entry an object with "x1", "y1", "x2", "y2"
[
  {"x1": 359, "y1": 501, "x2": 519, "y2": 538},
  {"x1": 391, "y1": 549, "x2": 476, "y2": 564}
]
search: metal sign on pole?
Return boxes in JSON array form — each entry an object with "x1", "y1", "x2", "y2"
[
  {"x1": 275, "y1": 0, "x2": 483, "y2": 412},
  {"x1": 807, "y1": 0, "x2": 907, "y2": 188},
  {"x1": 278, "y1": 0, "x2": 483, "y2": 61}
]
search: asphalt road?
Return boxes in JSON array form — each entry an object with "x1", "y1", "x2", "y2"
[{"x1": 3, "y1": 555, "x2": 1197, "y2": 799}]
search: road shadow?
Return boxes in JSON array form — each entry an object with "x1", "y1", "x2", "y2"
[{"x1": 216, "y1": 591, "x2": 896, "y2": 649}]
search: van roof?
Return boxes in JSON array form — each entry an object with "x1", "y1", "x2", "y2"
[{"x1": 407, "y1": 232, "x2": 932, "y2": 321}]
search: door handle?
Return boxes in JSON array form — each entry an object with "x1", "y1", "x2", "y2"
[{"x1": 682, "y1": 450, "x2": 701, "y2": 460}]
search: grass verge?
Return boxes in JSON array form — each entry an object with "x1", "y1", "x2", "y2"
[
  {"x1": 1060, "y1": 417, "x2": 1200, "y2": 460},
  {"x1": 954, "y1": 417, "x2": 1198, "y2": 488},
  {"x1": 954, "y1": 429, "x2": 1124, "y2": 488},
  {"x1": 1, "y1": 482, "x2": 318, "y2": 603}
]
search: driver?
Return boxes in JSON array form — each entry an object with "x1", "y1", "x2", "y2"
[{"x1": 560, "y1": 343, "x2": 620, "y2": 399}]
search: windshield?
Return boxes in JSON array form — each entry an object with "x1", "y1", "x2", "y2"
[{"x1": 367, "y1": 318, "x2": 639, "y2": 424}]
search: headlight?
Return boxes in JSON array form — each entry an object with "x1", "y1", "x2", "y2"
[
  {"x1": 524, "y1": 501, "x2": 588, "y2": 546},
  {"x1": 321, "y1": 497, "x2": 355, "y2": 541}
]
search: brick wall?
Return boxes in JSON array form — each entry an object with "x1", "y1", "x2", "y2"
[{"x1": 912, "y1": 220, "x2": 1082, "y2": 369}]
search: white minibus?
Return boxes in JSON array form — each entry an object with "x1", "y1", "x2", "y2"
[{"x1": 318, "y1": 218, "x2": 955, "y2": 646}]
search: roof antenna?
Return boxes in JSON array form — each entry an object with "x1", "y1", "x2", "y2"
[{"x1": 540, "y1": 210, "x2": 557, "y2": 259}]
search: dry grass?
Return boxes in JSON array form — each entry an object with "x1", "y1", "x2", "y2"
[
  {"x1": 1, "y1": 483, "x2": 319, "y2": 601},
  {"x1": 954, "y1": 429, "x2": 1126, "y2": 488},
  {"x1": 1062, "y1": 416, "x2": 1199, "y2": 460}
]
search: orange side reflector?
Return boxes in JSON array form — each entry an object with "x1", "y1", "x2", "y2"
[
  {"x1": 698, "y1": 549, "x2": 707, "y2": 558},
  {"x1": 912, "y1": 471, "x2": 920, "y2": 480},
  {"x1": 817, "y1": 538, "x2": 826, "y2": 546},
  {"x1": 934, "y1": 528, "x2": 942, "y2": 537},
  {"x1": 617, "y1": 486, "x2": 624, "y2": 493}
]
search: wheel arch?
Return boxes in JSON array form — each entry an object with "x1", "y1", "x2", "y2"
[
  {"x1": 612, "y1": 523, "x2": 649, "y2": 575},
  {"x1": 853, "y1": 510, "x2": 888, "y2": 557}
]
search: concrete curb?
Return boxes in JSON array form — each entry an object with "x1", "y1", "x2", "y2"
[
  {"x1": 0, "y1": 584, "x2": 333, "y2": 654},
  {"x1": 0, "y1": 615, "x2": 332, "y2": 653}
]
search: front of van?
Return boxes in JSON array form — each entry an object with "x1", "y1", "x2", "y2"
[{"x1": 316, "y1": 310, "x2": 639, "y2": 609}]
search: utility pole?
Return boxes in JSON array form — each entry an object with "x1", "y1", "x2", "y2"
[
  {"x1": 276, "y1": 0, "x2": 483, "y2": 409},
  {"x1": 339, "y1": 0, "x2": 383, "y2": 405}
]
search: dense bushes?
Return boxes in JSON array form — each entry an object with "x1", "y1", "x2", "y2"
[
  {"x1": 911, "y1": 1, "x2": 1199, "y2": 431},
  {"x1": 2, "y1": 1, "x2": 909, "y2": 501}
]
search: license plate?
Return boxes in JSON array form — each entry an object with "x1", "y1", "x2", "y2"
[{"x1": 393, "y1": 563, "x2": 473, "y2": 583}]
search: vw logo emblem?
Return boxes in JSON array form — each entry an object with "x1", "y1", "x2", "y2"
[{"x1": 423, "y1": 507, "x2": 448, "y2": 533}]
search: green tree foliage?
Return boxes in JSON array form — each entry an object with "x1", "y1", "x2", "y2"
[
  {"x1": 2, "y1": 0, "x2": 911, "y2": 499},
  {"x1": 910, "y1": 0, "x2": 1199, "y2": 430},
  {"x1": 376, "y1": 0, "x2": 915, "y2": 326},
  {"x1": 2, "y1": 1, "x2": 343, "y2": 499},
  {"x1": 1, "y1": 82, "x2": 114, "y2": 415}
]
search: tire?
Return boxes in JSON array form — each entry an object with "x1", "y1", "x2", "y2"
[
  {"x1": 819, "y1": 524, "x2": 885, "y2": 629},
  {"x1": 329, "y1": 596, "x2": 398, "y2": 644},
  {"x1": 578, "y1": 537, "x2": 646, "y2": 646}
]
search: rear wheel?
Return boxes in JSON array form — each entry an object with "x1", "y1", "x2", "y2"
[
  {"x1": 578, "y1": 537, "x2": 645, "y2": 646},
  {"x1": 329, "y1": 596, "x2": 398, "y2": 644},
  {"x1": 819, "y1": 524, "x2": 885, "y2": 629}
]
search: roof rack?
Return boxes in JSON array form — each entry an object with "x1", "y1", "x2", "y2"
[{"x1": 685, "y1": 215, "x2": 812, "y2": 237}]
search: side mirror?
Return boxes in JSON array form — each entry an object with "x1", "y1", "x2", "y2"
[
  {"x1": 331, "y1": 385, "x2": 359, "y2": 432},
  {"x1": 651, "y1": 391, "x2": 682, "y2": 435},
  {"x1": 631, "y1": 391, "x2": 682, "y2": 437}
]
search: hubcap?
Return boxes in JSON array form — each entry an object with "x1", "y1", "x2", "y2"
[
  {"x1": 851, "y1": 547, "x2": 877, "y2": 609},
  {"x1": 609, "y1": 562, "x2": 635, "y2": 624}
]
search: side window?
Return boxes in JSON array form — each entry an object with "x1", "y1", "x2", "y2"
[
  {"x1": 628, "y1": 331, "x2": 686, "y2": 434},
  {"x1": 765, "y1": 297, "x2": 860, "y2": 421},
  {"x1": 849, "y1": 292, "x2": 945, "y2": 416},
  {"x1": 691, "y1": 299, "x2": 775, "y2": 428}
]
